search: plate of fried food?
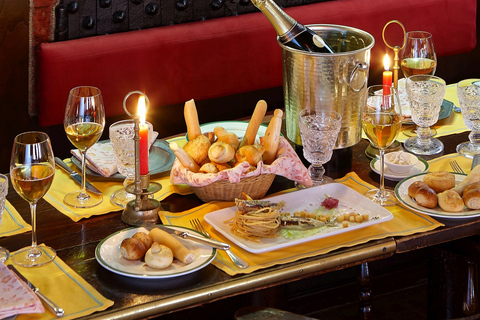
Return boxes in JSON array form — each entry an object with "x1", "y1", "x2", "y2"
[
  {"x1": 395, "y1": 167, "x2": 480, "y2": 222},
  {"x1": 95, "y1": 226, "x2": 216, "y2": 279},
  {"x1": 204, "y1": 183, "x2": 393, "y2": 253}
]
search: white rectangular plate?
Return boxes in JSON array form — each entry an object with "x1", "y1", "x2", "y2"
[{"x1": 204, "y1": 183, "x2": 393, "y2": 253}]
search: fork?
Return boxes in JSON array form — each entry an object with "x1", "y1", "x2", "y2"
[
  {"x1": 449, "y1": 160, "x2": 466, "y2": 174},
  {"x1": 190, "y1": 218, "x2": 249, "y2": 269}
]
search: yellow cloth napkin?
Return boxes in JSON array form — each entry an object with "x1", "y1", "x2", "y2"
[
  {"x1": 6, "y1": 246, "x2": 113, "y2": 320},
  {"x1": 0, "y1": 200, "x2": 31, "y2": 237},
  {"x1": 427, "y1": 153, "x2": 473, "y2": 173},
  {"x1": 159, "y1": 172, "x2": 443, "y2": 276},
  {"x1": 44, "y1": 137, "x2": 193, "y2": 222}
]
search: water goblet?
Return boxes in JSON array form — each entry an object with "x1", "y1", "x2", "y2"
[
  {"x1": 456, "y1": 80, "x2": 480, "y2": 158},
  {"x1": 109, "y1": 120, "x2": 154, "y2": 207},
  {"x1": 10, "y1": 132, "x2": 56, "y2": 267},
  {"x1": 0, "y1": 174, "x2": 9, "y2": 262},
  {"x1": 362, "y1": 85, "x2": 402, "y2": 206},
  {"x1": 64, "y1": 86, "x2": 105, "y2": 208},
  {"x1": 296, "y1": 109, "x2": 341, "y2": 188},
  {"x1": 404, "y1": 75, "x2": 446, "y2": 155}
]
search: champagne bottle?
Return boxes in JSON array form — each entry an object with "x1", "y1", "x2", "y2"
[{"x1": 251, "y1": 0, "x2": 334, "y2": 53}]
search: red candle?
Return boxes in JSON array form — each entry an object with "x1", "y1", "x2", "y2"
[
  {"x1": 138, "y1": 96, "x2": 149, "y2": 175},
  {"x1": 383, "y1": 54, "x2": 392, "y2": 95}
]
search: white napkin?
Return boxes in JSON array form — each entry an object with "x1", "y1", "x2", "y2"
[
  {"x1": 70, "y1": 131, "x2": 159, "y2": 177},
  {"x1": 0, "y1": 263, "x2": 45, "y2": 318}
]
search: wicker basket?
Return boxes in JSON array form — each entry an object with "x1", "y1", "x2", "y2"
[{"x1": 191, "y1": 173, "x2": 276, "y2": 202}]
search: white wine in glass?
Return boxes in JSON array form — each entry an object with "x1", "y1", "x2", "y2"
[
  {"x1": 64, "y1": 86, "x2": 105, "y2": 208},
  {"x1": 400, "y1": 31, "x2": 437, "y2": 77},
  {"x1": 10, "y1": 132, "x2": 56, "y2": 267},
  {"x1": 362, "y1": 85, "x2": 402, "y2": 206},
  {"x1": 0, "y1": 174, "x2": 9, "y2": 262}
]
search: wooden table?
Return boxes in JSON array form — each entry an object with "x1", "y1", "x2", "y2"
[{"x1": 1, "y1": 131, "x2": 479, "y2": 319}]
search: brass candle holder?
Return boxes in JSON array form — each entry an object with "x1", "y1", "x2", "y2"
[
  {"x1": 121, "y1": 90, "x2": 162, "y2": 226},
  {"x1": 382, "y1": 20, "x2": 406, "y2": 90}
]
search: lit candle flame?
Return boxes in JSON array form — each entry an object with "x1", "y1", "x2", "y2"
[
  {"x1": 138, "y1": 95, "x2": 146, "y2": 125},
  {"x1": 383, "y1": 54, "x2": 391, "y2": 71}
]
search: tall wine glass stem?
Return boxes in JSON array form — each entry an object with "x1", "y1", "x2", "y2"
[
  {"x1": 79, "y1": 150, "x2": 90, "y2": 200},
  {"x1": 378, "y1": 149, "x2": 386, "y2": 196},
  {"x1": 29, "y1": 202, "x2": 41, "y2": 258},
  {"x1": 416, "y1": 126, "x2": 432, "y2": 141},
  {"x1": 309, "y1": 163, "x2": 325, "y2": 183}
]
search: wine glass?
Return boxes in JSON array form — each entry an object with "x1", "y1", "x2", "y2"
[
  {"x1": 296, "y1": 108, "x2": 342, "y2": 188},
  {"x1": 456, "y1": 80, "x2": 480, "y2": 158},
  {"x1": 10, "y1": 132, "x2": 56, "y2": 267},
  {"x1": 362, "y1": 85, "x2": 402, "y2": 206},
  {"x1": 400, "y1": 31, "x2": 438, "y2": 137},
  {"x1": 404, "y1": 75, "x2": 446, "y2": 155},
  {"x1": 64, "y1": 86, "x2": 105, "y2": 208},
  {"x1": 0, "y1": 174, "x2": 9, "y2": 262},
  {"x1": 109, "y1": 120, "x2": 153, "y2": 207}
]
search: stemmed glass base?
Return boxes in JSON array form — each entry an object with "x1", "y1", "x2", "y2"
[
  {"x1": 457, "y1": 142, "x2": 480, "y2": 159},
  {"x1": 13, "y1": 245, "x2": 56, "y2": 267},
  {"x1": 110, "y1": 189, "x2": 135, "y2": 208},
  {"x1": 0, "y1": 247, "x2": 9, "y2": 263},
  {"x1": 295, "y1": 164, "x2": 334, "y2": 189},
  {"x1": 363, "y1": 189, "x2": 397, "y2": 207},
  {"x1": 64, "y1": 191, "x2": 103, "y2": 208},
  {"x1": 404, "y1": 136, "x2": 444, "y2": 155}
]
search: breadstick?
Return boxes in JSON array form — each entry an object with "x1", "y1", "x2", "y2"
[
  {"x1": 169, "y1": 142, "x2": 200, "y2": 173},
  {"x1": 184, "y1": 99, "x2": 202, "y2": 141},
  {"x1": 262, "y1": 109, "x2": 283, "y2": 165},
  {"x1": 149, "y1": 228, "x2": 195, "y2": 264},
  {"x1": 452, "y1": 165, "x2": 480, "y2": 196},
  {"x1": 239, "y1": 100, "x2": 268, "y2": 148}
]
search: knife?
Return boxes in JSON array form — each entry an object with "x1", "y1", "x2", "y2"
[
  {"x1": 155, "y1": 225, "x2": 231, "y2": 250},
  {"x1": 54, "y1": 157, "x2": 102, "y2": 195},
  {"x1": 7, "y1": 265, "x2": 65, "y2": 317}
]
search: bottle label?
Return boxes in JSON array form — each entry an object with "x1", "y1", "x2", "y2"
[{"x1": 312, "y1": 35, "x2": 326, "y2": 48}]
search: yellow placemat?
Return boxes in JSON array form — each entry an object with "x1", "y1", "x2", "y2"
[
  {"x1": 159, "y1": 172, "x2": 443, "y2": 276},
  {"x1": 6, "y1": 246, "x2": 113, "y2": 320},
  {"x1": 0, "y1": 200, "x2": 31, "y2": 237},
  {"x1": 44, "y1": 136, "x2": 193, "y2": 222},
  {"x1": 427, "y1": 153, "x2": 473, "y2": 173}
]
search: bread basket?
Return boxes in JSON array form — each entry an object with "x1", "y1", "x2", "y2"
[{"x1": 191, "y1": 173, "x2": 276, "y2": 202}]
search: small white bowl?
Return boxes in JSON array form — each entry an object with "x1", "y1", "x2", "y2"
[{"x1": 384, "y1": 151, "x2": 419, "y2": 174}]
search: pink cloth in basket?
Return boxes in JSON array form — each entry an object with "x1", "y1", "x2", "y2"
[
  {"x1": 170, "y1": 137, "x2": 313, "y2": 187},
  {"x1": 0, "y1": 263, "x2": 45, "y2": 318}
]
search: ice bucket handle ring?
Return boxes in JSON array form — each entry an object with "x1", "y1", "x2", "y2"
[{"x1": 348, "y1": 62, "x2": 369, "y2": 92}]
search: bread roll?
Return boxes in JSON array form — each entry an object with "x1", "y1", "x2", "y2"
[
  {"x1": 423, "y1": 171, "x2": 455, "y2": 193},
  {"x1": 144, "y1": 243, "x2": 174, "y2": 269},
  {"x1": 199, "y1": 162, "x2": 219, "y2": 174},
  {"x1": 263, "y1": 109, "x2": 283, "y2": 165},
  {"x1": 120, "y1": 238, "x2": 147, "y2": 260},
  {"x1": 414, "y1": 187, "x2": 438, "y2": 208},
  {"x1": 438, "y1": 190, "x2": 464, "y2": 212},
  {"x1": 184, "y1": 99, "x2": 202, "y2": 141},
  {"x1": 462, "y1": 182, "x2": 480, "y2": 209},
  {"x1": 184, "y1": 134, "x2": 211, "y2": 165},
  {"x1": 239, "y1": 100, "x2": 267, "y2": 148},
  {"x1": 208, "y1": 141, "x2": 236, "y2": 163},
  {"x1": 215, "y1": 128, "x2": 240, "y2": 149},
  {"x1": 408, "y1": 181, "x2": 429, "y2": 198},
  {"x1": 132, "y1": 232, "x2": 153, "y2": 250},
  {"x1": 149, "y1": 228, "x2": 195, "y2": 264},
  {"x1": 452, "y1": 165, "x2": 480, "y2": 196},
  {"x1": 169, "y1": 142, "x2": 200, "y2": 173},
  {"x1": 235, "y1": 145, "x2": 265, "y2": 166}
]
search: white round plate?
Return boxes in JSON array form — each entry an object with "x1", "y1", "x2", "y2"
[
  {"x1": 370, "y1": 157, "x2": 429, "y2": 181},
  {"x1": 186, "y1": 121, "x2": 268, "y2": 141},
  {"x1": 95, "y1": 226, "x2": 216, "y2": 279},
  {"x1": 394, "y1": 173, "x2": 480, "y2": 222}
]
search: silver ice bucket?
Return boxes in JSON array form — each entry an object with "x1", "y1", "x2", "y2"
[{"x1": 280, "y1": 24, "x2": 375, "y2": 148}]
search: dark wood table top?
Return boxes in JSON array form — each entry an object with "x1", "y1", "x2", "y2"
[{"x1": 1, "y1": 131, "x2": 478, "y2": 319}]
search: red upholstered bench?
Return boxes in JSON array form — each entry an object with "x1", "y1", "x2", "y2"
[{"x1": 36, "y1": 0, "x2": 477, "y2": 128}]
